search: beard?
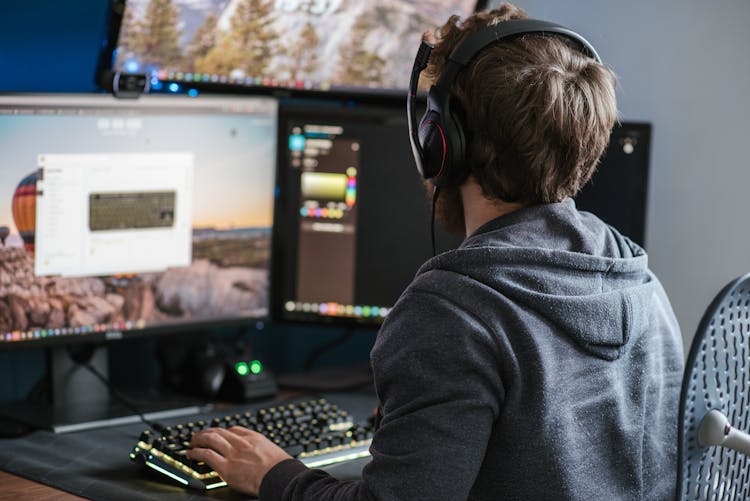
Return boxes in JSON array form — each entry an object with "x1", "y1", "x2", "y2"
[{"x1": 423, "y1": 181, "x2": 466, "y2": 235}]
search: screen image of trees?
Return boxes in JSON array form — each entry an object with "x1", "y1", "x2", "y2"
[{"x1": 117, "y1": 0, "x2": 474, "y2": 89}]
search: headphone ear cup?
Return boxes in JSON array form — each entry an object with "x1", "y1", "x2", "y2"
[{"x1": 418, "y1": 109, "x2": 449, "y2": 182}]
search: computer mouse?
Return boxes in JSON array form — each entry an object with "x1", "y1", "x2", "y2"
[{"x1": 198, "y1": 360, "x2": 226, "y2": 399}]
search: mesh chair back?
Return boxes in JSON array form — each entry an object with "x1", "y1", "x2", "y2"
[{"x1": 677, "y1": 272, "x2": 750, "y2": 500}]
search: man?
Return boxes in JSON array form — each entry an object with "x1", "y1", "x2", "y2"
[{"x1": 188, "y1": 4, "x2": 685, "y2": 499}]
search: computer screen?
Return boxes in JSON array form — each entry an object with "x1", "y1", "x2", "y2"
[
  {"x1": 575, "y1": 122, "x2": 651, "y2": 247},
  {"x1": 0, "y1": 94, "x2": 277, "y2": 349},
  {"x1": 108, "y1": 0, "x2": 477, "y2": 96},
  {"x1": 272, "y1": 100, "x2": 463, "y2": 326},
  {"x1": 273, "y1": 110, "x2": 651, "y2": 326}
]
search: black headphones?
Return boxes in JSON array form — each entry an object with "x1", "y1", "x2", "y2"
[{"x1": 407, "y1": 19, "x2": 602, "y2": 187}]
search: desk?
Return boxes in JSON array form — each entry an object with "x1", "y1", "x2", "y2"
[
  {"x1": 0, "y1": 392, "x2": 374, "y2": 500},
  {"x1": 0, "y1": 471, "x2": 85, "y2": 500}
]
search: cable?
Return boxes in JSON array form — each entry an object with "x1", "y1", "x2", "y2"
[
  {"x1": 303, "y1": 327, "x2": 356, "y2": 372},
  {"x1": 431, "y1": 185, "x2": 441, "y2": 257},
  {"x1": 77, "y1": 358, "x2": 165, "y2": 433}
]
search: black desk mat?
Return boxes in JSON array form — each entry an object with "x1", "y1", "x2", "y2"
[{"x1": 0, "y1": 392, "x2": 376, "y2": 501}]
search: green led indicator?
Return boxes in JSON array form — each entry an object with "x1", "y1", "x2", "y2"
[
  {"x1": 250, "y1": 359, "x2": 263, "y2": 375},
  {"x1": 362, "y1": 306, "x2": 372, "y2": 317},
  {"x1": 235, "y1": 362, "x2": 250, "y2": 376}
]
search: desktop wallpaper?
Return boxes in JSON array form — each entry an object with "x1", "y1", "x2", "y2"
[
  {"x1": 114, "y1": 0, "x2": 476, "y2": 91},
  {"x1": 0, "y1": 107, "x2": 276, "y2": 342}
]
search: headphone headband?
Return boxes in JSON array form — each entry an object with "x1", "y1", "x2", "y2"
[
  {"x1": 407, "y1": 18, "x2": 602, "y2": 186},
  {"x1": 436, "y1": 19, "x2": 601, "y2": 94},
  {"x1": 449, "y1": 19, "x2": 599, "y2": 66}
]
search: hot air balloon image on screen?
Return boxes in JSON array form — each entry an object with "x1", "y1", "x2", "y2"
[{"x1": 12, "y1": 171, "x2": 38, "y2": 255}]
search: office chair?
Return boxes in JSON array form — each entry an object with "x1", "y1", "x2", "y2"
[{"x1": 677, "y1": 272, "x2": 750, "y2": 500}]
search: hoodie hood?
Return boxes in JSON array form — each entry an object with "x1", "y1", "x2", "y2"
[{"x1": 416, "y1": 199, "x2": 653, "y2": 361}]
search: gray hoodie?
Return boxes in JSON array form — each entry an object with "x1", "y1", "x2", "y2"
[{"x1": 261, "y1": 199, "x2": 685, "y2": 501}]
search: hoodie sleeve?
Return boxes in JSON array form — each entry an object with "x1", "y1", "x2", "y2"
[
  {"x1": 366, "y1": 283, "x2": 505, "y2": 499},
  {"x1": 261, "y1": 274, "x2": 505, "y2": 500}
]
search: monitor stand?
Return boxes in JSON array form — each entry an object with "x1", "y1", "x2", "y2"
[{"x1": 0, "y1": 344, "x2": 208, "y2": 434}]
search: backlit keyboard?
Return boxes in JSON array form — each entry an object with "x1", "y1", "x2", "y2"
[{"x1": 130, "y1": 398, "x2": 373, "y2": 490}]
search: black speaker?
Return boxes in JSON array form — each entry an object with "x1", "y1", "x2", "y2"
[{"x1": 213, "y1": 351, "x2": 278, "y2": 402}]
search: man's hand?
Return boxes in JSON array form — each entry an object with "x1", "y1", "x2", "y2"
[{"x1": 187, "y1": 426, "x2": 292, "y2": 496}]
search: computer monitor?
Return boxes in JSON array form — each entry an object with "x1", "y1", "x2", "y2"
[
  {"x1": 0, "y1": 93, "x2": 277, "y2": 430},
  {"x1": 272, "y1": 100, "x2": 463, "y2": 326},
  {"x1": 103, "y1": 0, "x2": 477, "y2": 97},
  {"x1": 575, "y1": 122, "x2": 651, "y2": 247},
  {"x1": 273, "y1": 107, "x2": 651, "y2": 326}
]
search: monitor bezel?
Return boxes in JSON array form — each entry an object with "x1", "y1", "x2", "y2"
[{"x1": 0, "y1": 315, "x2": 262, "y2": 351}]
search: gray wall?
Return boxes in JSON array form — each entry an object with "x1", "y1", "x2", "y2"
[{"x1": 485, "y1": 0, "x2": 750, "y2": 351}]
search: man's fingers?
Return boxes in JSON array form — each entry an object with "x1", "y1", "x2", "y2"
[
  {"x1": 186, "y1": 426, "x2": 290, "y2": 497},
  {"x1": 187, "y1": 446, "x2": 228, "y2": 473},
  {"x1": 214, "y1": 426, "x2": 263, "y2": 449},
  {"x1": 191, "y1": 426, "x2": 264, "y2": 455},
  {"x1": 190, "y1": 428, "x2": 238, "y2": 456},
  {"x1": 228, "y1": 426, "x2": 263, "y2": 439}
]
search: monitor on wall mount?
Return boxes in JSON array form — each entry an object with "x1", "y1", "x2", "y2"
[{"x1": 102, "y1": 0, "x2": 477, "y2": 99}]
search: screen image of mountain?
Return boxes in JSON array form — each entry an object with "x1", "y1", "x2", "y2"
[
  {"x1": 89, "y1": 191, "x2": 176, "y2": 231},
  {"x1": 113, "y1": 0, "x2": 476, "y2": 91}
]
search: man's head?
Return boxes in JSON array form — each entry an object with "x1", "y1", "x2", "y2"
[{"x1": 420, "y1": 3, "x2": 618, "y2": 233}]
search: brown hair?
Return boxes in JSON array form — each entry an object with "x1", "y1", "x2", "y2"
[{"x1": 424, "y1": 3, "x2": 618, "y2": 204}]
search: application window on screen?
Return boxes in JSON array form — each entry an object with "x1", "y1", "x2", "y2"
[{"x1": 35, "y1": 152, "x2": 195, "y2": 278}]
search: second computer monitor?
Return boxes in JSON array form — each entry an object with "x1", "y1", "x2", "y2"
[
  {"x1": 273, "y1": 102, "x2": 651, "y2": 326},
  {"x1": 273, "y1": 101, "x2": 464, "y2": 325}
]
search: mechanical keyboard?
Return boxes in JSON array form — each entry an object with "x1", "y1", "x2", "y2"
[{"x1": 130, "y1": 397, "x2": 374, "y2": 490}]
